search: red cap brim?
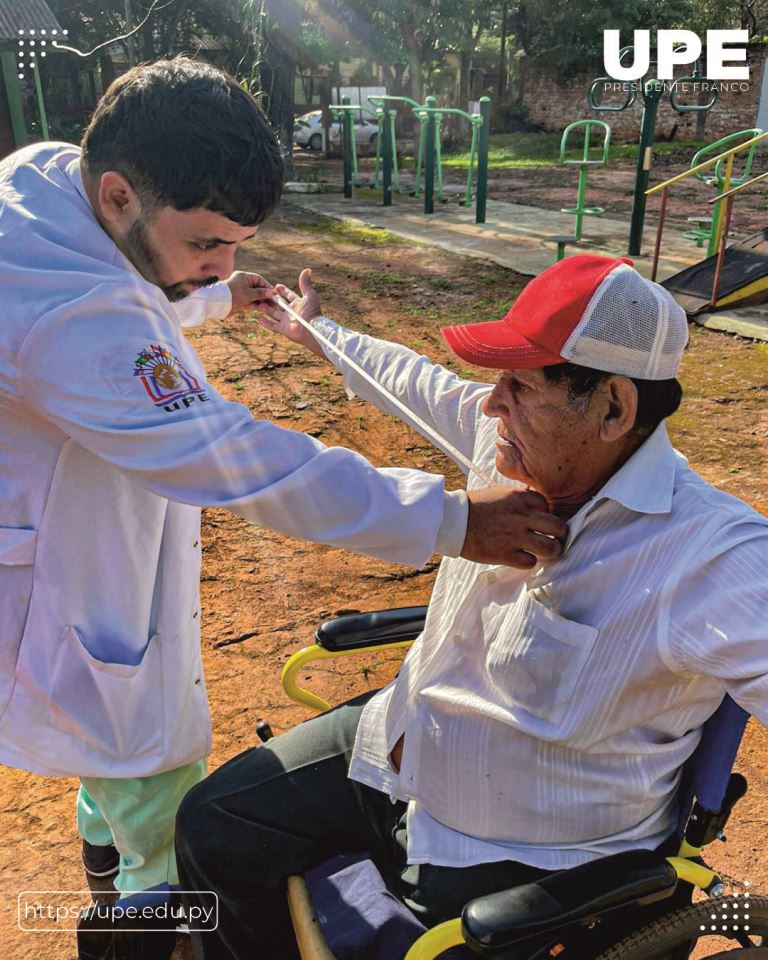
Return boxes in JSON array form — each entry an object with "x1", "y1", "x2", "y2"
[{"x1": 441, "y1": 319, "x2": 566, "y2": 370}]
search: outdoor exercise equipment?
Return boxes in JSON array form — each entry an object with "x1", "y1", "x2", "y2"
[
  {"x1": 330, "y1": 97, "x2": 380, "y2": 198},
  {"x1": 366, "y1": 94, "x2": 423, "y2": 199},
  {"x1": 682, "y1": 128, "x2": 763, "y2": 256},
  {"x1": 559, "y1": 119, "x2": 612, "y2": 241},
  {"x1": 589, "y1": 49, "x2": 717, "y2": 256},
  {"x1": 647, "y1": 130, "x2": 768, "y2": 313},
  {"x1": 336, "y1": 93, "x2": 491, "y2": 225},
  {"x1": 414, "y1": 98, "x2": 490, "y2": 223}
]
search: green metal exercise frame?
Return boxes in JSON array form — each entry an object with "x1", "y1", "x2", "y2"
[
  {"x1": 330, "y1": 96, "x2": 381, "y2": 196},
  {"x1": 559, "y1": 119, "x2": 611, "y2": 241},
  {"x1": 335, "y1": 94, "x2": 491, "y2": 225},
  {"x1": 367, "y1": 95, "x2": 424, "y2": 198},
  {"x1": 416, "y1": 97, "x2": 491, "y2": 224},
  {"x1": 589, "y1": 49, "x2": 717, "y2": 256}
]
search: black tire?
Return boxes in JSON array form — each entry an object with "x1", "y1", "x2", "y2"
[
  {"x1": 308, "y1": 133, "x2": 322, "y2": 151},
  {"x1": 593, "y1": 895, "x2": 768, "y2": 960}
]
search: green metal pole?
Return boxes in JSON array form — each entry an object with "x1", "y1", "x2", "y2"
[
  {"x1": 32, "y1": 61, "x2": 49, "y2": 140},
  {"x1": 628, "y1": 81, "x2": 662, "y2": 257},
  {"x1": 413, "y1": 116, "x2": 426, "y2": 198},
  {"x1": 350, "y1": 114, "x2": 360, "y2": 185},
  {"x1": 340, "y1": 96, "x2": 353, "y2": 199},
  {"x1": 475, "y1": 97, "x2": 491, "y2": 224},
  {"x1": 708, "y1": 186, "x2": 725, "y2": 258},
  {"x1": 463, "y1": 123, "x2": 478, "y2": 206},
  {"x1": 390, "y1": 110, "x2": 399, "y2": 193},
  {"x1": 382, "y1": 105, "x2": 393, "y2": 207},
  {"x1": 574, "y1": 165, "x2": 588, "y2": 241},
  {"x1": 372, "y1": 112, "x2": 383, "y2": 188},
  {"x1": 0, "y1": 51, "x2": 28, "y2": 148},
  {"x1": 435, "y1": 114, "x2": 445, "y2": 202},
  {"x1": 424, "y1": 97, "x2": 437, "y2": 214}
]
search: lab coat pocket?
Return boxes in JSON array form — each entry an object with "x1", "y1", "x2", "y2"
[
  {"x1": 486, "y1": 594, "x2": 598, "y2": 725},
  {"x1": 0, "y1": 526, "x2": 37, "y2": 565},
  {"x1": 47, "y1": 626, "x2": 165, "y2": 762}
]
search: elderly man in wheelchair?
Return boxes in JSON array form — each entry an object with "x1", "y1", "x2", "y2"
[{"x1": 175, "y1": 255, "x2": 768, "y2": 960}]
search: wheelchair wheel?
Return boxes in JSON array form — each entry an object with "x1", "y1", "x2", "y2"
[{"x1": 593, "y1": 895, "x2": 768, "y2": 959}]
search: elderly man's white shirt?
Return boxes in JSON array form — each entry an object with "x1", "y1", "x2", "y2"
[
  {"x1": 310, "y1": 317, "x2": 768, "y2": 870},
  {"x1": 0, "y1": 144, "x2": 466, "y2": 778}
]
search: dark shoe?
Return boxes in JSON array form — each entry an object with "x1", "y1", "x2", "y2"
[
  {"x1": 77, "y1": 902, "x2": 177, "y2": 960},
  {"x1": 83, "y1": 840, "x2": 120, "y2": 878}
]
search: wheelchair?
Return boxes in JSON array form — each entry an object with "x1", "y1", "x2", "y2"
[{"x1": 256, "y1": 605, "x2": 768, "y2": 960}]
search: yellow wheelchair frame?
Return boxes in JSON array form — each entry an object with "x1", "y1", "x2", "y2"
[{"x1": 277, "y1": 609, "x2": 760, "y2": 960}]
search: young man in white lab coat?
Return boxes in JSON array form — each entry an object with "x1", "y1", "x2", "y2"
[{"x1": 0, "y1": 57, "x2": 564, "y2": 955}]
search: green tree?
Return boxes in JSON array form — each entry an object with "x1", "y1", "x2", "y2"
[{"x1": 509, "y1": 0, "x2": 697, "y2": 74}]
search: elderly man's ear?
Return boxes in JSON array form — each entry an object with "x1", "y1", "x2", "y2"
[{"x1": 599, "y1": 377, "x2": 639, "y2": 443}]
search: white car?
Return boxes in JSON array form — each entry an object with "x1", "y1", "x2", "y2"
[{"x1": 294, "y1": 110, "x2": 379, "y2": 151}]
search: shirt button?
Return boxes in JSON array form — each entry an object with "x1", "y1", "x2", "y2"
[
  {"x1": 451, "y1": 634, "x2": 462, "y2": 646},
  {"x1": 192, "y1": 610, "x2": 199, "y2": 619},
  {"x1": 193, "y1": 540, "x2": 199, "y2": 549},
  {"x1": 413, "y1": 694, "x2": 422, "y2": 706}
]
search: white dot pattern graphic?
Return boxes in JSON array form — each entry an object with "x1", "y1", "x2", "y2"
[
  {"x1": 699, "y1": 886, "x2": 754, "y2": 935},
  {"x1": 16, "y1": 27, "x2": 66, "y2": 77}
]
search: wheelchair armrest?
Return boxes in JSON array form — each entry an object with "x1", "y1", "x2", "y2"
[
  {"x1": 316, "y1": 607, "x2": 428, "y2": 652},
  {"x1": 461, "y1": 849, "x2": 677, "y2": 953}
]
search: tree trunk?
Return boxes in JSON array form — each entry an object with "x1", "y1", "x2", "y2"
[
  {"x1": 458, "y1": 50, "x2": 471, "y2": 109},
  {"x1": 498, "y1": 1, "x2": 508, "y2": 96},
  {"x1": 405, "y1": 48, "x2": 423, "y2": 103},
  {"x1": 261, "y1": 44, "x2": 296, "y2": 181},
  {"x1": 99, "y1": 52, "x2": 117, "y2": 93}
]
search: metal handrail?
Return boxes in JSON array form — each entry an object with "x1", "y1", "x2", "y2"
[
  {"x1": 646, "y1": 130, "x2": 768, "y2": 196},
  {"x1": 709, "y1": 168, "x2": 768, "y2": 204},
  {"x1": 648, "y1": 129, "x2": 768, "y2": 305}
]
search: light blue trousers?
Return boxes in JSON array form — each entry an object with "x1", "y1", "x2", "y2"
[{"x1": 77, "y1": 759, "x2": 207, "y2": 893}]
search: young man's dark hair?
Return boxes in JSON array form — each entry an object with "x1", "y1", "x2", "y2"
[{"x1": 81, "y1": 57, "x2": 283, "y2": 226}]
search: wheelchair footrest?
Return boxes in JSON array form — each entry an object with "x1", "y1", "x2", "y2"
[{"x1": 461, "y1": 849, "x2": 677, "y2": 954}]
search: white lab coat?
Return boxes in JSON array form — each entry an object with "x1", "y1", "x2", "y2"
[{"x1": 0, "y1": 144, "x2": 466, "y2": 778}]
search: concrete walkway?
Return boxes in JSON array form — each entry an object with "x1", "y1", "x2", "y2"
[{"x1": 284, "y1": 189, "x2": 768, "y2": 342}]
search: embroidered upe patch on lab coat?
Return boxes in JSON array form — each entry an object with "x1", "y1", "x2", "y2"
[{"x1": 134, "y1": 344, "x2": 203, "y2": 405}]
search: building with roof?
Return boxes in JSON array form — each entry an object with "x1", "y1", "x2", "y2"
[{"x1": 0, "y1": 0, "x2": 61, "y2": 157}]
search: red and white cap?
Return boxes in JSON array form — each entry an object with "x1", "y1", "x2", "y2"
[{"x1": 442, "y1": 255, "x2": 688, "y2": 380}]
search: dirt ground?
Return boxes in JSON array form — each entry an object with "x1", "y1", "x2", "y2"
[{"x1": 1, "y1": 204, "x2": 767, "y2": 959}]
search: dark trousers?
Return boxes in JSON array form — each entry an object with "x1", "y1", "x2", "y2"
[{"x1": 175, "y1": 693, "x2": 550, "y2": 959}]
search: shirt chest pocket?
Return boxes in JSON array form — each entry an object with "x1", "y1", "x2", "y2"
[{"x1": 483, "y1": 592, "x2": 598, "y2": 726}]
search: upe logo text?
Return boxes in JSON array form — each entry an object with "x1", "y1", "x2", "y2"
[{"x1": 604, "y1": 30, "x2": 749, "y2": 81}]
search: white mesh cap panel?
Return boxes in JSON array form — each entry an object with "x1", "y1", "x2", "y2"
[{"x1": 560, "y1": 265, "x2": 688, "y2": 379}]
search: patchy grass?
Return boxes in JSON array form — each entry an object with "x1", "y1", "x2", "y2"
[
  {"x1": 292, "y1": 219, "x2": 407, "y2": 245},
  {"x1": 440, "y1": 132, "x2": 710, "y2": 170},
  {"x1": 360, "y1": 271, "x2": 411, "y2": 293}
]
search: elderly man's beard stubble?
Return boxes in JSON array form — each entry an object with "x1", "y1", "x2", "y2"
[{"x1": 125, "y1": 219, "x2": 219, "y2": 302}]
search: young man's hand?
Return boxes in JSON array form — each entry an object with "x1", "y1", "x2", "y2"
[
  {"x1": 462, "y1": 488, "x2": 567, "y2": 568},
  {"x1": 225, "y1": 271, "x2": 276, "y2": 315}
]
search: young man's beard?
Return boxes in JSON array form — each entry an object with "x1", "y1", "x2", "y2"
[{"x1": 124, "y1": 219, "x2": 218, "y2": 302}]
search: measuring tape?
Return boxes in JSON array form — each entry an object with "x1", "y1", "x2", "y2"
[{"x1": 270, "y1": 292, "x2": 495, "y2": 487}]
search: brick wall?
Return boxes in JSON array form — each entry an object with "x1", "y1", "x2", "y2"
[{"x1": 520, "y1": 45, "x2": 767, "y2": 142}]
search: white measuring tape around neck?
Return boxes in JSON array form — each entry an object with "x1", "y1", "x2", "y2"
[{"x1": 270, "y1": 292, "x2": 495, "y2": 487}]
